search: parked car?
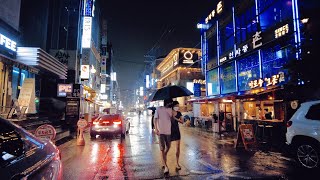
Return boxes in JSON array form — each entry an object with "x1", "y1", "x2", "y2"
[
  {"x1": 286, "y1": 100, "x2": 320, "y2": 169},
  {"x1": 90, "y1": 114, "x2": 130, "y2": 139},
  {"x1": 0, "y1": 117, "x2": 62, "y2": 179}
]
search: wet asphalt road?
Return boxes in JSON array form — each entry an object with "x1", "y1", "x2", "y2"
[{"x1": 59, "y1": 114, "x2": 319, "y2": 179}]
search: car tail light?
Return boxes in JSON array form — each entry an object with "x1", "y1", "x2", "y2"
[
  {"x1": 93, "y1": 121, "x2": 99, "y2": 125},
  {"x1": 54, "y1": 149, "x2": 61, "y2": 160},
  {"x1": 103, "y1": 121, "x2": 110, "y2": 124},
  {"x1": 113, "y1": 121, "x2": 121, "y2": 125},
  {"x1": 286, "y1": 121, "x2": 293, "y2": 127}
]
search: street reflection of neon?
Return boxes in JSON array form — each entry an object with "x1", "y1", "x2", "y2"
[
  {"x1": 112, "y1": 143, "x2": 120, "y2": 158},
  {"x1": 91, "y1": 143, "x2": 99, "y2": 163}
]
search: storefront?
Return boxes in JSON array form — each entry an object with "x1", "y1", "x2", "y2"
[
  {"x1": 0, "y1": 29, "x2": 42, "y2": 117},
  {"x1": 156, "y1": 48, "x2": 204, "y2": 112},
  {"x1": 199, "y1": 0, "x2": 302, "y2": 136}
]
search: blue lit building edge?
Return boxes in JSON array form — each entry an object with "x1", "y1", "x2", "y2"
[{"x1": 200, "y1": 0, "x2": 302, "y2": 98}]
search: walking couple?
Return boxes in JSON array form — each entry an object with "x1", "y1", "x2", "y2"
[{"x1": 154, "y1": 99, "x2": 184, "y2": 174}]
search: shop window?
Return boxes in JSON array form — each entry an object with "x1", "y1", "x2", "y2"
[
  {"x1": 306, "y1": 104, "x2": 320, "y2": 120},
  {"x1": 208, "y1": 35, "x2": 218, "y2": 61},
  {"x1": 20, "y1": 69, "x2": 28, "y2": 86},
  {"x1": 235, "y1": 6, "x2": 257, "y2": 44},
  {"x1": 207, "y1": 69, "x2": 220, "y2": 95},
  {"x1": 237, "y1": 53, "x2": 260, "y2": 91},
  {"x1": 258, "y1": 0, "x2": 293, "y2": 31},
  {"x1": 220, "y1": 62, "x2": 236, "y2": 94},
  {"x1": 261, "y1": 44, "x2": 294, "y2": 79},
  {"x1": 220, "y1": 22, "x2": 234, "y2": 54},
  {"x1": 12, "y1": 67, "x2": 20, "y2": 99}
]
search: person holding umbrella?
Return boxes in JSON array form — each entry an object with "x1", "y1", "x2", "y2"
[{"x1": 154, "y1": 99, "x2": 173, "y2": 174}]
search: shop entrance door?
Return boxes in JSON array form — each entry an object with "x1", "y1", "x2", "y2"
[{"x1": 219, "y1": 103, "x2": 234, "y2": 132}]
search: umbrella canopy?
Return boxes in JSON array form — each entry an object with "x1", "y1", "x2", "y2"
[
  {"x1": 149, "y1": 85, "x2": 193, "y2": 101},
  {"x1": 147, "y1": 107, "x2": 156, "y2": 111}
]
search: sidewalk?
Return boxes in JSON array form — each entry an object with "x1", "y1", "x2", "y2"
[
  {"x1": 186, "y1": 124, "x2": 289, "y2": 155},
  {"x1": 9, "y1": 115, "x2": 71, "y2": 144}
]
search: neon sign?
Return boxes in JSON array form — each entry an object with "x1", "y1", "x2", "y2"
[
  {"x1": 205, "y1": 1, "x2": 223, "y2": 24},
  {"x1": 183, "y1": 51, "x2": 194, "y2": 64},
  {"x1": 248, "y1": 72, "x2": 285, "y2": 89},
  {"x1": 275, "y1": 24, "x2": 289, "y2": 39},
  {"x1": 0, "y1": 33, "x2": 17, "y2": 52}
]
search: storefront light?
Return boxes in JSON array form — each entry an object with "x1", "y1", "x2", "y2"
[
  {"x1": 301, "y1": 18, "x2": 309, "y2": 24},
  {"x1": 222, "y1": 99, "x2": 233, "y2": 103}
]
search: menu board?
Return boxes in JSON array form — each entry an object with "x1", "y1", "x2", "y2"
[
  {"x1": 207, "y1": 69, "x2": 220, "y2": 95},
  {"x1": 235, "y1": 124, "x2": 256, "y2": 150},
  {"x1": 65, "y1": 98, "x2": 80, "y2": 125},
  {"x1": 18, "y1": 78, "x2": 36, "y2": 114},
  {"x1": 220, "y1": 62, "x2": 236, "y2": 94}
]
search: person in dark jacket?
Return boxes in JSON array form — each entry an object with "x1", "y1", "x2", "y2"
[{"x1": 171, "y1": 101, "x2": 184, "y2": 170}]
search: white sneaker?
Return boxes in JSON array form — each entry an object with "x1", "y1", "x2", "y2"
[{"x1": 164, "y1": 166, "x2": 169, "y2": 173}]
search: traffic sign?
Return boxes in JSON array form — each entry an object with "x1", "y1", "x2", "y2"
[
  {"x1": 35, "y1": 124, "x2": 56, "y2": 141},
  {"x1": 77, "y1": 119, "x2": 88, "y2": 129}
]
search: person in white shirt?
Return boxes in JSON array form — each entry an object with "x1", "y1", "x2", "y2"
[{"x1": 154, "y1": 99, "x2": 173, "y2": 174}]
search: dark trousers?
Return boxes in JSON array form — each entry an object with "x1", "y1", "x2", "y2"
[{"x1": 151, "y1": 115, "x2": 155, "y2": 129}]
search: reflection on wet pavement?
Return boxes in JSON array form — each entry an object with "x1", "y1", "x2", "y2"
[{"x1": 60, "y1": 114, "x2": 317, "y2": 179}]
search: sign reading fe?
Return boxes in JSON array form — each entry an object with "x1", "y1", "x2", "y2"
[{"x1": 0, "y1": 33, "x2": 17, "y2": 52}]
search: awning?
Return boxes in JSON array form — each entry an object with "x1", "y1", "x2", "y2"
[{"x1": 16, "y1": 47, "x2": 67, "y2": 79}]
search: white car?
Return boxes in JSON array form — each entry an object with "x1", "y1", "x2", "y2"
[{"x1": 286, "y1": 100, "x2": 320, "y2": 169}]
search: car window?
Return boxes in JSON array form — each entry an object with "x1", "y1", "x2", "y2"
[
  {"x1": 305, "y1": 104, "x2": 320, "y2": 120},
  {"x1": 0, "y1": 122, "x2": 25, "y2": 167}
]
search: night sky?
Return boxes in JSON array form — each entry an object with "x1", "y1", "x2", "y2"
[{"x1": 102, "y1": 0, "x2": 216, "y2": 91}]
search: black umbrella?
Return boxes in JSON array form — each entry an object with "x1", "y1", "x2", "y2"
[
  {"x1": 147, "y1": 107, "x2": 156, "y2": 111},
  {"x1": 149, "y1": 85, "x2": 193, "y2": 101}
]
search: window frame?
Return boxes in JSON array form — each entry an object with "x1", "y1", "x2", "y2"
[{"x1": 305, "y1": 104, "x2": 320, "y2": 121}]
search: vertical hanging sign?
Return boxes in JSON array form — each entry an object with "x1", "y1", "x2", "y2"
[
  {"x1": 81, "y1": 17, "x2": 92, "y2": 48},
  {"x1": 101, "y1": 56, "x2": 107, "y2": 74}
]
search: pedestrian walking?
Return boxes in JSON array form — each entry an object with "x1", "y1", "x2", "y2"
[
  {"x1": 151, "y1": 107, "x2": 155, "y2": 130},
  {"x1": 171, "y1": 101, "x2": 184, "y2": 170},
  {"x1": 154, "y1": 99, "x2": 173, "y2": 174}
]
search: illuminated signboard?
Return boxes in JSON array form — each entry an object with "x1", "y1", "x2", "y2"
[
  {"x1": 252, "y1": 31, "x2": 263, "y2": 49},
  {"x1": 248, "y1": 72, "x2": 285, "y2": 89},
  {"x1": 82, "y1": 17, "x2": 92, "y2": 48},
  {"x1": 140, "y1": 86, "x2": 144, "y2": 96},
  {"x1": 100, "y1": 94, "x2": 108, "y2": 100},
  {"x1": 220, "y1": 44, "x2": 249, "y2": 63},
  {"x1": 81, "y1": 65, "x2": 90, "y2": 79},
  {"x1": 100, "y1": 84, "x2": 106, "y2": 93},
  {"x1": 275, "y1": 24, "x2": 289, "y2": 38},
  {"x1": 205, "y1": 1, "x2": 223, "y2": 24},
  {"x1": 57, "y1": 84, "x2": 73, "y2": 97},
  {"x1": 173, "y1": 54, "x2": 179, "y2": 66},
  {"x1": 146, "y1": 75, "x2": 150, "y2": 88},
  {"x1": 183, "y1": 51, "x2": 194, "y2": 64},
  {"x1": 83, "y1": 0, "x2": 94, "y2": 17},
  {"x1": 193, "y1": 79, "x2": 206, "y2": 84},
  {"x1": 0, "y1": 33, "x2": 17, "y2": 52}
]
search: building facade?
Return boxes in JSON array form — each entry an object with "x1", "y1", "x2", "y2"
[
  {"x1": 199, "y1": 0, "x2": 303, "y2": 132},
  {"x1": 156, "y1": 48, "x2": 204, "y2": 111}
]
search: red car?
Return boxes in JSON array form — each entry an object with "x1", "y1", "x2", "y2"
[{"x1": 90, "y1": 114, "x2": 130, "y2": 139}]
